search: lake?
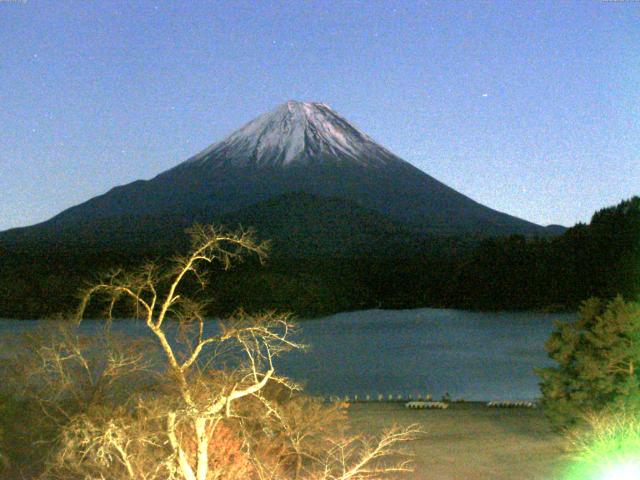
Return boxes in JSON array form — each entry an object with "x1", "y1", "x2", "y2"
[{"x1": 0, "y1": 308, "x2": 573, "y2": 401}]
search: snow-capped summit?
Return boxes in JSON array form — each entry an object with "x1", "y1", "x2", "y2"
[
  {"x1": 10, "y1": 100, "x2": 552, "y2": 239},
  {"x1": 183, "y1": 100, "x2": 404, "y2": 169}
]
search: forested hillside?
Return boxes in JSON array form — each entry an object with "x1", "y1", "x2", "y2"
[{"x1": 0, "y1": 197, "x2": 637, "y2": 319}]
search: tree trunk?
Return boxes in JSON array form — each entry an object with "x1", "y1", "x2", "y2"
[
  {"x1": 167, "y1": 413, "x2": 197, "y2": 480},
  {"x1": 195, "y1": 417, "x2": 209, "y2": 480}
]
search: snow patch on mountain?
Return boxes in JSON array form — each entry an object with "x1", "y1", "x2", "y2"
[{"x1": 182, "y1": 101, "x2": 406, "y2": 169}]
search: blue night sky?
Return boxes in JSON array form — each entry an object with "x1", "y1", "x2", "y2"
[{"x1": 1, "y1": 0, "x2": 638, "y2": 231}]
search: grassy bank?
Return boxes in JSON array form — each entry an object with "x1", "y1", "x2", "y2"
[{"x1": 347, "y1": 402, "x2": 569, "y2": 480}]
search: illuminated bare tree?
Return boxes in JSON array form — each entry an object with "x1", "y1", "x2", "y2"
[
  {"x1": 315, "y1": 425, "x2": 421, "y2": 480},
  {"x1": 72, "y1": 225, "x2": 299, "y2": 480},
  {"x1": 22, "y1": 224, "x2": 420, "y2": 480}
]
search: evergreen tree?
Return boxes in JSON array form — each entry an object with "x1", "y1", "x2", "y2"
[{"x1": 538, "y1": 296, "x2": 640, "y2": 428}]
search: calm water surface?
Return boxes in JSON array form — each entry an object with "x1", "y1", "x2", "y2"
[{"x1": 0, "y1": 308, "x2": 573, "y2": 401}]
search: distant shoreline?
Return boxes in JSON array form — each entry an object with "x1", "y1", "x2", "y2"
[{"x1": 0, "y1": 303, "x2": 574, "y2": 322}]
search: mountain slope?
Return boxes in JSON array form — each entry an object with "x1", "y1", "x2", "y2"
[
  {"x1": 0, "y1": 192, "x2": 421, "y2": 257},
  {"x1": 3, "y1": 100, "x2": 555, "y2": 240}
]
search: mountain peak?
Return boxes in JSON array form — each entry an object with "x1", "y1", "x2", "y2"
[
  {"x1": 181, "y1": 101, "x2": 403, "y2": 170},
  {"x1": 6, "y1": 100, "x2": 550, "y2": 242},
  {"x1": 281, "y1": 100, "x2": 334, "y2": 114},
  {"x1": 283, "y1": 99, "x2": 327, "y2": 108}
]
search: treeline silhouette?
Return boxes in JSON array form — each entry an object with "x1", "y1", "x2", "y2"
[{"x1": 0, "y1": 197, "x2": 637, "y2": 319}]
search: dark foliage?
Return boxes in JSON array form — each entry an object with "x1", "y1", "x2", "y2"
[
  {"x1": 538, "y1": 296, "x2": 640, "y2": 428},
  {"x1": 0, "y1": 196, "x2": 638, "y2": 319}
]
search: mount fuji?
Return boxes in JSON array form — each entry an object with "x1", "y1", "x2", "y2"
[{"x1": 2, "y1": 101, "x2": 556, "y2": 246}]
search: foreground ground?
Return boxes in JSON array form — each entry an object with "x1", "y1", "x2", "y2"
[{"x1": 347, "y1": 402, "x2": 569, "y2": 480}]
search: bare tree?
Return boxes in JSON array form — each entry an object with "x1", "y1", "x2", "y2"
[
  {"x1": 0, "y1": 320, "x2": 159, "y2": 479},
  {"x1": 12, "y1": 225, "x2": 419, "y2": 480},
  {"x1": 315, "y1": 425, "x2": 421, "y2": 480},
  {"x1": 72, "y1": 225, "x2": 302, "y2": 480}
]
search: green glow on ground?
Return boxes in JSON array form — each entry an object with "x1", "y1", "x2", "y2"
[
  {"x1": 564, "y1": 457, "x2": 640, "y2": 480},
  {"x1": 562, "y1": 410, "x2": 640, "y2": 480},
  {"x1": 600, "y1": 461, "x2": 640, "y2": 480}
]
